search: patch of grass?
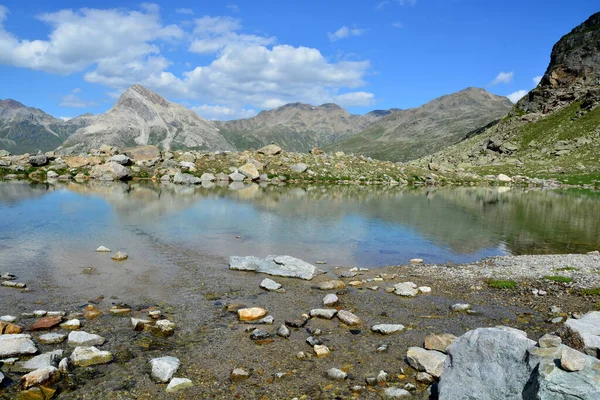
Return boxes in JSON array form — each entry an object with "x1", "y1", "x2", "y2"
[
  {"x1": 554, "y1": 266, "x2": 578, "y2": 272},
  {"x1": 581, "y1": 287, "x2": 600, "y2": 296},
  {"x1": 487, "y1": 279, "x2": 518, "y2": 289},
  {"x1": 544, "y1": 275, "x2": 573, "y2": 283}
]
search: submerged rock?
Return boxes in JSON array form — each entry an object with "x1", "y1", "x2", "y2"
[{"x1": 230, "y1": 255, "x2": 325, "y2": 280}]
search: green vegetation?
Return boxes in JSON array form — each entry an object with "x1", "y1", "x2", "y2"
[
  {"x1": 487, "y1": 279, "x2": 518, "y2": 289},
  {"x1": 544, "y1": 275, "x2": 573, "y2": 283},
  {"x1": 554, "y1": 266, "x2": 578, "y2": 272},
  {"x1": 581, "y1": 287, "x2": 600, "y2": 296}
]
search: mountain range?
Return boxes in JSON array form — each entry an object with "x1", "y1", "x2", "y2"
[{"x1": 1, "y1": 86, "x2": 511, "y2": 161}]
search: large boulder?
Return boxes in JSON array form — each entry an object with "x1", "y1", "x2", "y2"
[
  {"x1": 28, "y1": 155, "x2": 48, "y2": 166},
  {"x1": 562, "y1": 311, "x2": 600, "y2": 356},
  {"x1": 89, "y1": 162, "x2": 130, "y2": 181},
  {"x1": 257, "y1": 144, "x2": 282, "y2": 156},
  {"x1": 123, "y1": 145, "x2": 161, "y2": 162},
  {"x1": 438, "y1": 327, "x2": 536, "y2": 399},
  {"x1": 229, "y1": 255, "x2": 325, "y2": 280},
  {"x1": 173, "y1": 171, "x2": 201, "y2": 184},
  {"x1": 239, "y1": 163, "x2": 260, "y2": 180}
]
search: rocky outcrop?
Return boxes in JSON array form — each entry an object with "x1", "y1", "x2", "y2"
[{"x1": 59, "y1": 85, "x2": 234, "y2": 154}]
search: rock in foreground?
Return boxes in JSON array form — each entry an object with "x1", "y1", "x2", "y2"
[
  {"x1": 230, "y1": 255, "x2": 325, "y2": 280},
  {"x1": 0, "y1": 334, "x2": 37, "y2": 357}
]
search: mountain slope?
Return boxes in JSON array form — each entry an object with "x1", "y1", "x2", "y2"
[
  {"x1": 60, "y1": 85, "x2": 234, "y2": 154},
  {"x1": 416, "y1": 12, "x2": 600, "y2": 183},
  {"x1": 0, "y1": 100, "x2": 90, "y2": 154},
  {"x1": 215, "y1": 102, "x2": 379, "y2": 152},
  {"x1": 325, "y1": 88, "x2": 513, "y2": 162}
]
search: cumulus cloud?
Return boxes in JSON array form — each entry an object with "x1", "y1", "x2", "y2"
[
  {"x1": 333, "y1": 92, "x2": 375, "y2": 107},
  {"x1": 506, "y1": 90, "x2": 528, "y2": 103},
  {"x1": 59, "y1": 94, "x2": 97, "y2": 108},
  {"x1": 328, "y1": 26, "x2": 366, "y2": 42},
  {"x1": 192, "y1": 104, "x2": 256, "y2": 120},
  {"x1": 0, "y1": 5, "x2": 375, "y2": 113},
  {"x1": 490, "y1": 71, "x2": 514, "y2": 86},
  {"x1": 533, "y1": 75, "x2": 542, "y2": 85}
]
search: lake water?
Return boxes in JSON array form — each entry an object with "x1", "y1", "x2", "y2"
[{"x1": 2, "y1": 181, "x2": 599, "y2": 273}]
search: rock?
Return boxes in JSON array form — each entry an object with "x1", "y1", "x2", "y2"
[
  {"x1": 0, "y1": 334, "x2": 38, "y2": 357},
  {"x1": 450, "y1": 303, "x2": 471, "y2": 312},
  {"x1": 229, "y1": 171, "x2": 245, "y2": 181},
  {"x1": 30, "y1": 315, "x2": 62, "y2": 331},
  {"x1": 418, "y1": 286, "x2": 432, "y2": 293},
  {"x1": 200, "y1": 173, "x2": 216, "y2": 181},
  {"x1": 437, "y1": 327, "x2": 536, "y2": 399},
  {"x1": 416, "y1": 372, "x2": 434, "y2": 383},
  {"x1": 83, "y1": 305, "x2": 102, "y2": 319},
  {"x1": 231, "y1": 368, "x2": 249, "y2": 382},
  {"x1": 28, "y1": 155, "x2": 48, "y2": 166},
  {"x1": 38, "y1": 332, "x2": 67, "y2": 345},
  {"x1": 313, "y1": 345, "x2": 330, "y2": 357},
  {"x1": 58, "y1": 357, "x2": 69, "y2": 373},
  {"x1": 276, "y1": 325, "x2": 290, "y2": 338},
  {"x1": 148, "y1": 310, "x2": 162, "y2": 319},
  {"x1": 152, "y1": 319, "x2": 176, "y2": 336},
  {"x1": 0, "y1": 371, "x2": 3, "y2": 385},
  {"x1": 256, "y1": 315, "x2": 274, "y2": 325},
  {"x1": 383, "y1": 387, "x2": 412, "y2": 398},
  {"x1": 238, "y1": 307, "x2": 268, "y2": 322},
  {"x1": 561, "y1": 346, "x2": 587, "y2": 372},
  {"x1": 1, "y1": 281, "x2": 26, "y2": 288},
  {"x1": 306, "y1": 336, "x2": 322, "y2": 346},
  {"x1": 173, "y1": 171, "x2": 201, "y2": 184},
  {"x1": 377, "y1": 370, "x2": 389, "y2": 382},
  {"x1": 68, "y1": 331, "x2": 106, "y2": 346},
  {"x1": 410, "y1": 258, "x2": 424, "y2": 264},
  {"x1": 0, "y1": 321, "x2": 22, "y2": 334},
  {"x1": 257, "y1": 144, "x2": 282, "y2": 156},
  {"x1": 33, "y1": 310, "x2": 47, "y2": 318},
  {"x1": 71, "y1": 346, "x2": 113, "y2": 366},
  {"x1": 111, "y1": 251, "x2": 128, "y2": 261},
  {"x1": 123, "y1": 145, "x2": 160, "y2": 162},
  {"x1": 239, "y1": 163, "x2": 260, "y2": 180},
  {"x1": 406, "y1": 347, "x2": 447, "y2": 378},
  {"x1": 109, "y1": 306, "x2": 131, "y2": 315},
  {"x1": 46, "y1": 170, "x2": 58, "y2": 179},
  {"x1": 424, "y1": 333, "x2": 457, "y2": 353},
  {"x1": 0, "y1": 315, "x2": 17, "y2": 322},
  {"x1": 89, "y1": 162, "x2": 130, "y2": 180},
  {"x1": 285, "y1": 317, "x2": 309, "y2": 328},
  {"x1": 290, "y1": 163, "x2": 308, "y2": 173},
  {"x1": 229, "y1": 255, "x2": 325, "y2": 280},
  {"x1": 96, "y1": 246, "x2": 111, "y2": 252},
  {"x1": 179, "y1": 161, "x2": 196, "y2": 171},
  {"x1": 563, "y1": 311, "x2": 600, "y2": 356},
  {"x1": 166, "y1": 377, "x2": 193, "y2": 393},
  {"x1": 15, "y1": 350, "x2": 63, "y2": 372},
  {"x1": 318, "y1": 280, "x2": 346, "y2": 290},
  {"x1": 496, "y1": 173, "x2": 512, "y2": 182},
  {"x1": 323, "y1": 293, "x2": 339, "y2": 306},
  {"x1": 394, "y1": 282, "x2": 419, "y2": 297},
  {"x1": 538, "y1": 333, "x2": 562, "y2": 348},
  {"x1": 309, "y1": 309, "x2": 338, "y2": 319},
  {"x1": 150, "y1": 356, "x2": 180, "y2": 383},
  {"x1": 109, "y1": 154, "x2": 132, "y2": 165},
  {"x1": 327, "y1": 368, "x2": 347, "y2": 380},
  {"x1": 131, "y1": 318, "x2": 152, "y2": 331},
  {"x1": 260, "y1": 278, "x2": 282, "y2": 291},
  {"x1": 337, "y1": 310, "x2": 361, "y2": 326},
  {"x1": 371, "y1": 324, "x2": 405, "y2": 335},
  {"x1": 21, "y1": 366, "x2": 59, "y2": 389}
]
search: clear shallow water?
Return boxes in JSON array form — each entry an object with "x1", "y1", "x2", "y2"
[{"x1": 1, "y1": 181, "x2": 600, "y2": 273}]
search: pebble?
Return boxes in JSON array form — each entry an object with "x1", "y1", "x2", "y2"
[
  {"x1": 327, "y1": 368, "x2": 347, "y2": 380},
  {"x1": 1, "y1": 281, "x2": 26, "y2": 288},
  {"x1": 109, "y1": 306, "x2": 131, "y2": 315},
  {"x1": 131, "y1": 318, "x2": 152, "y2": 330},
  {"x1": 0, "y1": 315, "x2": 17, "y2": 323},
  {"x1": 383, "y1": 387, "x2": 412, "y2": 398},
  {"x1": 309, "y1": 309, "x2": 338, "y2": 319},
  {"x1": 154, "y1": 319, "x2": 176, "y2": 336},
  {"x1": 276, "y1": 325, "x2": 290, "y2": 338},
  {"x1": 260, "y1": 278, "x2": 282, "y2": 291},
  {"x1": 33, "y1": 310, "x2": 47, "y2": 318},
  {"x1": 256, "y1": 315, "x2": 274, "y2": 324},
  {"x1": 250, "y1": 329, "x2": 270, "y2": 340},
  {"x1": 376, "y1": 343, "x2": 389, "y2": 353},
  {"x1": 31, "y1": 315, "x2": 63, "y2": 331},
  {"x1": 418, "y1": 286, "x2": 432, "y2": 293},
  {"x1": 0, "y1": 371, "x2": 3, "y2": 384},
  {"x1": 450, "y1": 303, "x2": 472, "y2": 312},
  {"x1": 21, "y1": 366, "x2": 59, "y2": 389},
  {"x1": 58, "y1": 357, "x2": 69, "y2": 373},
  {"x1": 318, "y1": 280, "x2": 346, "y2": 290},
  {"x1": 166, "y1": 377, "x2": 193, "y2": 393},
  {"x1": 83, "y1": 305, "x2": 102, "y2": 320},
  {"x1": 561, "y1": 347, "x2": 586, "y2": 372},
  {"x1": 238, "y1": 307, "x2": 268, "y2": 321},
  {"x1": 349, "y1": 280, "x2": 363, "y2": 286},
  {"x1": 538, "y1": 290, "x2": 547, "y2": 296},
  {"x1": 68, "y1": 331, "x2": 106, "y2": 346},
  {"x1": 148, "y1": 310, "x2": 162, "y2": 319},
  {"x1": 377, "y1": 370, "x2": 389, "y2": 382},
  {"x1": 70, "y1": 346, "x2": 113, "y2": 366},
  {"x1": 323, "y1": 293, "x2": 339, "y2": 306},
  {"x1": 313, "y1": 345, "x2": 330, "y2": 357},
  {"x1": 538, "y1": 333, "x2": 562, "y2": 348},
  {"x1": 406, "y1": 347, "x2": 447, "y2": 378},
  {"x1": 60, "y1": 319, "x2": 81, "y2": 330},
  {"x1": 38, "y1": 333, "x2": 68, "y2": 345},
  {"x1": 337, "y1": 310, "x2": 361, "y2": 326},
  {"x1": 230, "y1": 368, "x2": 249, "y2": 382},
  {"x1": 550, "y1": 305, "x2": 562, "y2": 314},
  {"x1": 368, "y1": 286, "x2": 379, "y2": 290},
  {"x1": 111, "y1": 251, "x2": 128, "y2": 261},
  {"x1": 394, "y1": 282, "x2": 419, "y2": 297},
  {"x1": 371, "y1": 324, "x2": 405, "y2": 335},
  {"x1": 150, "y1": 356, "x2": 181, "y2": 383},
  {"x1": 306, "y1": 336, "x2": 323, "y2": 346},
  {"x1": 0, "y1": 321, "x2": 22, "y2": 334},
  {"x1": 296, "y1": 351, "x2": 306, "y2": 360},
  {"x1": 550, "y1": 316, "x2": 564, "y2": 324},
  {"x1": 416, "y1": 372, "x2": 434, "y2": 383},
  {"x1": 96, "y1": 246, "x2": 111, "y2": 252}
]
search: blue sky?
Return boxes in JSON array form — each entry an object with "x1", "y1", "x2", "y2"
[{"x1": 0, "y1": 1, "x2": 597, "y2": 120}]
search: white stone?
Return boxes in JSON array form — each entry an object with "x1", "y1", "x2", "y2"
[
  {"x1": 60, "y1": 319, "x2": 81, "y2": 330},
  {"x1": 383, "y1": 387, "x2": 412, "y2": 398},
  {"x1": 166, "y1": 377, "x2": 193, "y2": 393},
  {"x1": 0, "y1": 334, "x2": 38, "y2": 357},
  {"x1": 0, "y1": 315, "x2": 17, "y2": 322},
  {"x1": 68, "y1": 331, "x2": 106, "y2": 346},
  {"x1": 150, "y1": 356, "x2": 181, "y2": 383},
  {"x1": 406, "y1": 347, "x2": 447, "y2": 378},
  {"x1": 260, "y1": 278, "x2": 282, "y2": 291},
  {"x1": 327, "y1": 368, "x2": 347, "y2": 380},
  {"x1": 394, "y1": 282, "x2": 419, "y2": 297},
  {"x1": 38, "y1": 333, "x2": 67, "y2": 345},
  {"x1": 15, "y1": 350, "x2": 63, "y2": 371},
  {"x1": 450, "y1": 303, "x2": 472, "y2": 312},
  {"x1": 96, "y1": 246, "x2": 111, "y2": 252},
  {"x1": 309, "y1": 309, "x2": 338, "y2": 319},
  {"x1": 71, "y1": 346, "x2": 113, "y2": 366},
  {"x1": 371, "y1": 324, "x2": 405, "y2": 335},
  {"x1": 323, "y1": 293, "x2": 339, "y2": 306},
  {"x1": 418, "y1": 286, "x2": 432, "y2": 293}
]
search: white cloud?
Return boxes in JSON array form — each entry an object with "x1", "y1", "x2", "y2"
[
  {"x1": 175, "y1": 8, "x2": 193, "y2": 15},
  {"x1": 72, "y1": 87, "x2": 82, "y2": 93},
  {"x1": 377, "y1": 0, "x2": 416, "y2": 10},
  {"x1": 506, "y1": 90, "x2": 528, "y2": 103},
  {"x1": 0, "y1": 5, "x2": 374, "y2": 114},
  {"x1": 328, "y1": 26, "x2": 366, "y2": 42},
  {"x1": 533, "y1": 75, "x2": 542, "y2": 85},
  {"x1": 333, "y1": 92, "x2": 375, "y2": 107},
  {"x1": 490, "y1": 71, "x2": 514, "y2": 86},
  {"x1": 59, "y1": 116, "x2": 73, "y2": 121},
  {"x1": 226, "y1": 4, "x2": 240, "y2": 12},
  {"x1": 392, "y1": 22, "x2": 403, "y2": 28},
  {"x1": 59, "y1": 94, "x2": 97, "y2": 108},
  {"x1": 192, "y1": 104, "x2": 256, "y2": 120}
]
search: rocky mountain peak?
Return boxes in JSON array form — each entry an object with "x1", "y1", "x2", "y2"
[
  {"x1": 118, "y1": 84, "x2": 170, "y2": 109},
  {"x1": 0, "y1": 99, "x2": 26, "y2": 110}
]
